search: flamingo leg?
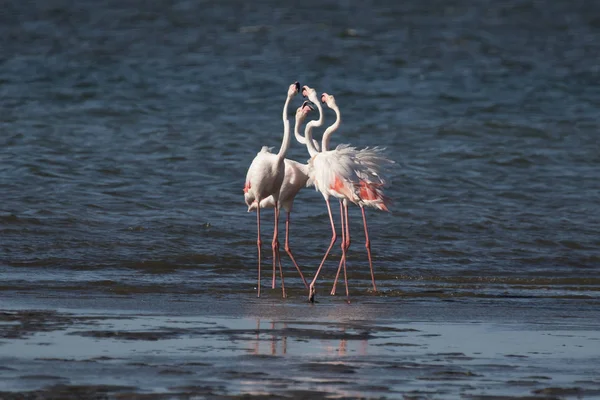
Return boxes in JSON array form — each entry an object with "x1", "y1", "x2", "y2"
[
  {"x1": 332, "y1": 201, "x2": 351, "y2": 298},
  {"x1": 309, "y1": 196, "x2": 337, "y2": 303},
  {"x1": 361, "y1": 206, "x2": 377, "y2": 292},
  {"x1": 272, "y1": 203, "x2": 280, "y2": 290},
  {"x1": 284, "y1": 211, "x2": 309, "y2": 289},
  {"x1": 277, "y1": 234, "x2": 286, "y2": 298},
  {"x1": 256, "y1": 204, "x2": 262, "y2": 297},
  {"x1": 331, "y1": 201, "x2": 346, "y2": 295},
  {"x1": 342, "y1": 201, "x2": 350, "y2": 301}
]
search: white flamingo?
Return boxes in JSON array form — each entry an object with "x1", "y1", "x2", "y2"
[
  {"x1": 247, "y1": 101, "x2": 317, "y2": 294},
  {"x1": 244, "y1": 82, "x2": 299, "y2": 297}
]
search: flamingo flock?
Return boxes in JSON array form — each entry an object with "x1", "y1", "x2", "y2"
[{"x1": 244, "y1": 82, "x2": 393, "y2": 303}]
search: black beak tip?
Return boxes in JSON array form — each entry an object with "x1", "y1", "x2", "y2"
[
  {"x1": 294, "y1": 81, "x2": 300, "y2": 92},
  {"x1": 302, "y1": 100, "x2": 315, "y2": 111}
]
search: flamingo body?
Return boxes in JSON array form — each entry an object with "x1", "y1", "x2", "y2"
[
  {"x1": 308, "y1": 148, "x2": 361, "y2": 203},
  {"x1": 244, "y1": 147, "x2": 284, "y2": 209},
  {"x1": 351, "y1": 146, "x2": 393, "y2": 211},
  {"x1": 248, "y1": 158, "x2": 309, "y2": 213}
]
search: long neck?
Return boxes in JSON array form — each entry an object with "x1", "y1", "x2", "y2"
[
  {"x1": 302, "y1": 99, "x2": 324, "y2": 156},
  {"x1": 294, "y1": 112, "x2": 307, "y2": 145},
  {"x1": 321, "y1": 104, "x2": 341, "y2": 151},
  {"x1": 294, "y1": 118, "x2": 320, "y2": 153},
  {"x1": 277, "y1": 96, "x2": 292, "y2": 159},
  {"x1": 295, "y1": 116, "x2": 319, "y2": 157}
]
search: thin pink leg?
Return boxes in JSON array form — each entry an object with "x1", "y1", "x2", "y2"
[
  {"x1": 273, "y1": 205, "x2": 286, "y2": 297},
  {"x1": 345, "y1": 201, "x2": 351, "y2": 252},
  {"x1": 276, "y1": 234, "x2": 286, "y2": 298},
  {"x1": 332, "y1": 201, "x2": 351, "y2": 297},
  {"x1": 284, "y1": 211, "x2": 309, "y2": 289},
  {"x1": 271, "y1": 203, "x2": 279, "y2": 290},
  {"x1": 309, "y1": 196, "x2": 337, "y2": 303},
  {"x1": 342, "y1": 201, "x2": 350, "y2": 301},
  {"x1": 256, "y1": 205, "x2": 262, "y2": 297},
  {"x1": 331, "y1": 201, "x2": 346, "y2": 295},
  {"x1": 361, "y1": 206, "x2": 377, "y2": 292}
]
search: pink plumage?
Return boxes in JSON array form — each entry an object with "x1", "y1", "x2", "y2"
[{"x1": 298, "y1": 87, "x2": 393, "y2": 302}]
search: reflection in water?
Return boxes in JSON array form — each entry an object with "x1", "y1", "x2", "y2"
[
  {"x1": 323, "y1": 327, "x2": 348, "y2": 357},
  {"x1": 2, "y1": 312, "x2": 600, "y2": 398},
  {"x1": 250, "y1": 319, "x2": 289, "y2": 356},
  {"x1": 248, "y1": 319, "x2": 368, "y2": 357},
  {"x1": 340, "y1": 336, "x2": 347, "y2": 356}
]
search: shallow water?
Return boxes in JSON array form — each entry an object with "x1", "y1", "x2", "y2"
[
  {"x1": 1, "y1": 0, "x2": 600, "y2": 397},
  {"x1": 1, "y1": 303, "x2": 600, "y2": 399}
]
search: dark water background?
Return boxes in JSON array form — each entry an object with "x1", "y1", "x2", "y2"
[{"x1": 2, "y1": 0, "x2": 600, "y2": 304}]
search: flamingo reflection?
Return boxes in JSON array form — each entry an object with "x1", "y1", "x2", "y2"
[{"x1": 249, "y1": 320, "x2": 368, "y2": 357}]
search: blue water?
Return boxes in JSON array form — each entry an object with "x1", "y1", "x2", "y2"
[{"x1": 1, "y1": 0, "x2": 600, "y2": 302}]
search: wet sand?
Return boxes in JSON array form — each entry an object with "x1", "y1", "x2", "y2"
[{"x1": 1, "y1": 293, "x2": 600, "y2": 399}]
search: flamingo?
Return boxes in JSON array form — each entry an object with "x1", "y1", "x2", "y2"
[
  {"x1": 319, "y1": 93, "x2": 392, "y2": 297},
  {"x1": 244, "y1": 82, "x2": 299, "y2": 298},
  {"x1": 247, "y1": 101, "x2": 317, "y2": 293},
  {"x1": 299, "y1": 86, "x2": 392, "y2": 302},
  {"x1": 317, "y1": 91, "x2": 350, "y2": 297}
]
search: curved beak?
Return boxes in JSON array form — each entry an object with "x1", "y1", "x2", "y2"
[
  {"x1": 294, "y1": 81, "x2": 300, "y2": 92},
  {"x1": 302, "y1": 100, "x2": 315, "y2": 111}
]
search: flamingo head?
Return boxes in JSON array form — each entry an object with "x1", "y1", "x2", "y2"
[
  {"x1": 321, "y1": 92, "x2": 336, "y2": 108},
  {"x1": 301, "y1": 85, "x2": 318, "y2": 103},
  {"x1": 295, "y1": 100, "x2": 315, "y2": 121},
  {"x1": 288, "y1": 81, "x2": 300, "y2": 97}
]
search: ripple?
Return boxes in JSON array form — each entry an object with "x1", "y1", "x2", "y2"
[
  {"x1": 0, "y1": 214, "x2": 43, "y2": 225},
  {"x1": 1, "y1": 0, "x2": 599, "y2": 317}
]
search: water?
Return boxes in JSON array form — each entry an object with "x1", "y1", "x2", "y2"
[
  {"x1": 1, "y1": 0, "x2": 600, "y2": 397},
  {"x1": 2, "y1": 311, "x2": 600, "y2": 398},
  {"x1": 2, "y1": 0, "x2": 599, "y2": 299}
]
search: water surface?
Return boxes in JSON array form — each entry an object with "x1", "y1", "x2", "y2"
[{"x1": 1, "y1": 0, "x2": 600, "y2": 397}]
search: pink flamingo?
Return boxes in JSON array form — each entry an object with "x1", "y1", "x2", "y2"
[
  {"x1": 299, "y1": 86, "x2": 392, "y2": 302},
  {"x1": 319, "y1": 93, "x2": 392, "y2": 297},
  {"x1": 247, "y1": 101, "x2": 317, "y2": 294},
  {"x1": 244, "y1": 82, "x2": 300, "y2": 297}
]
